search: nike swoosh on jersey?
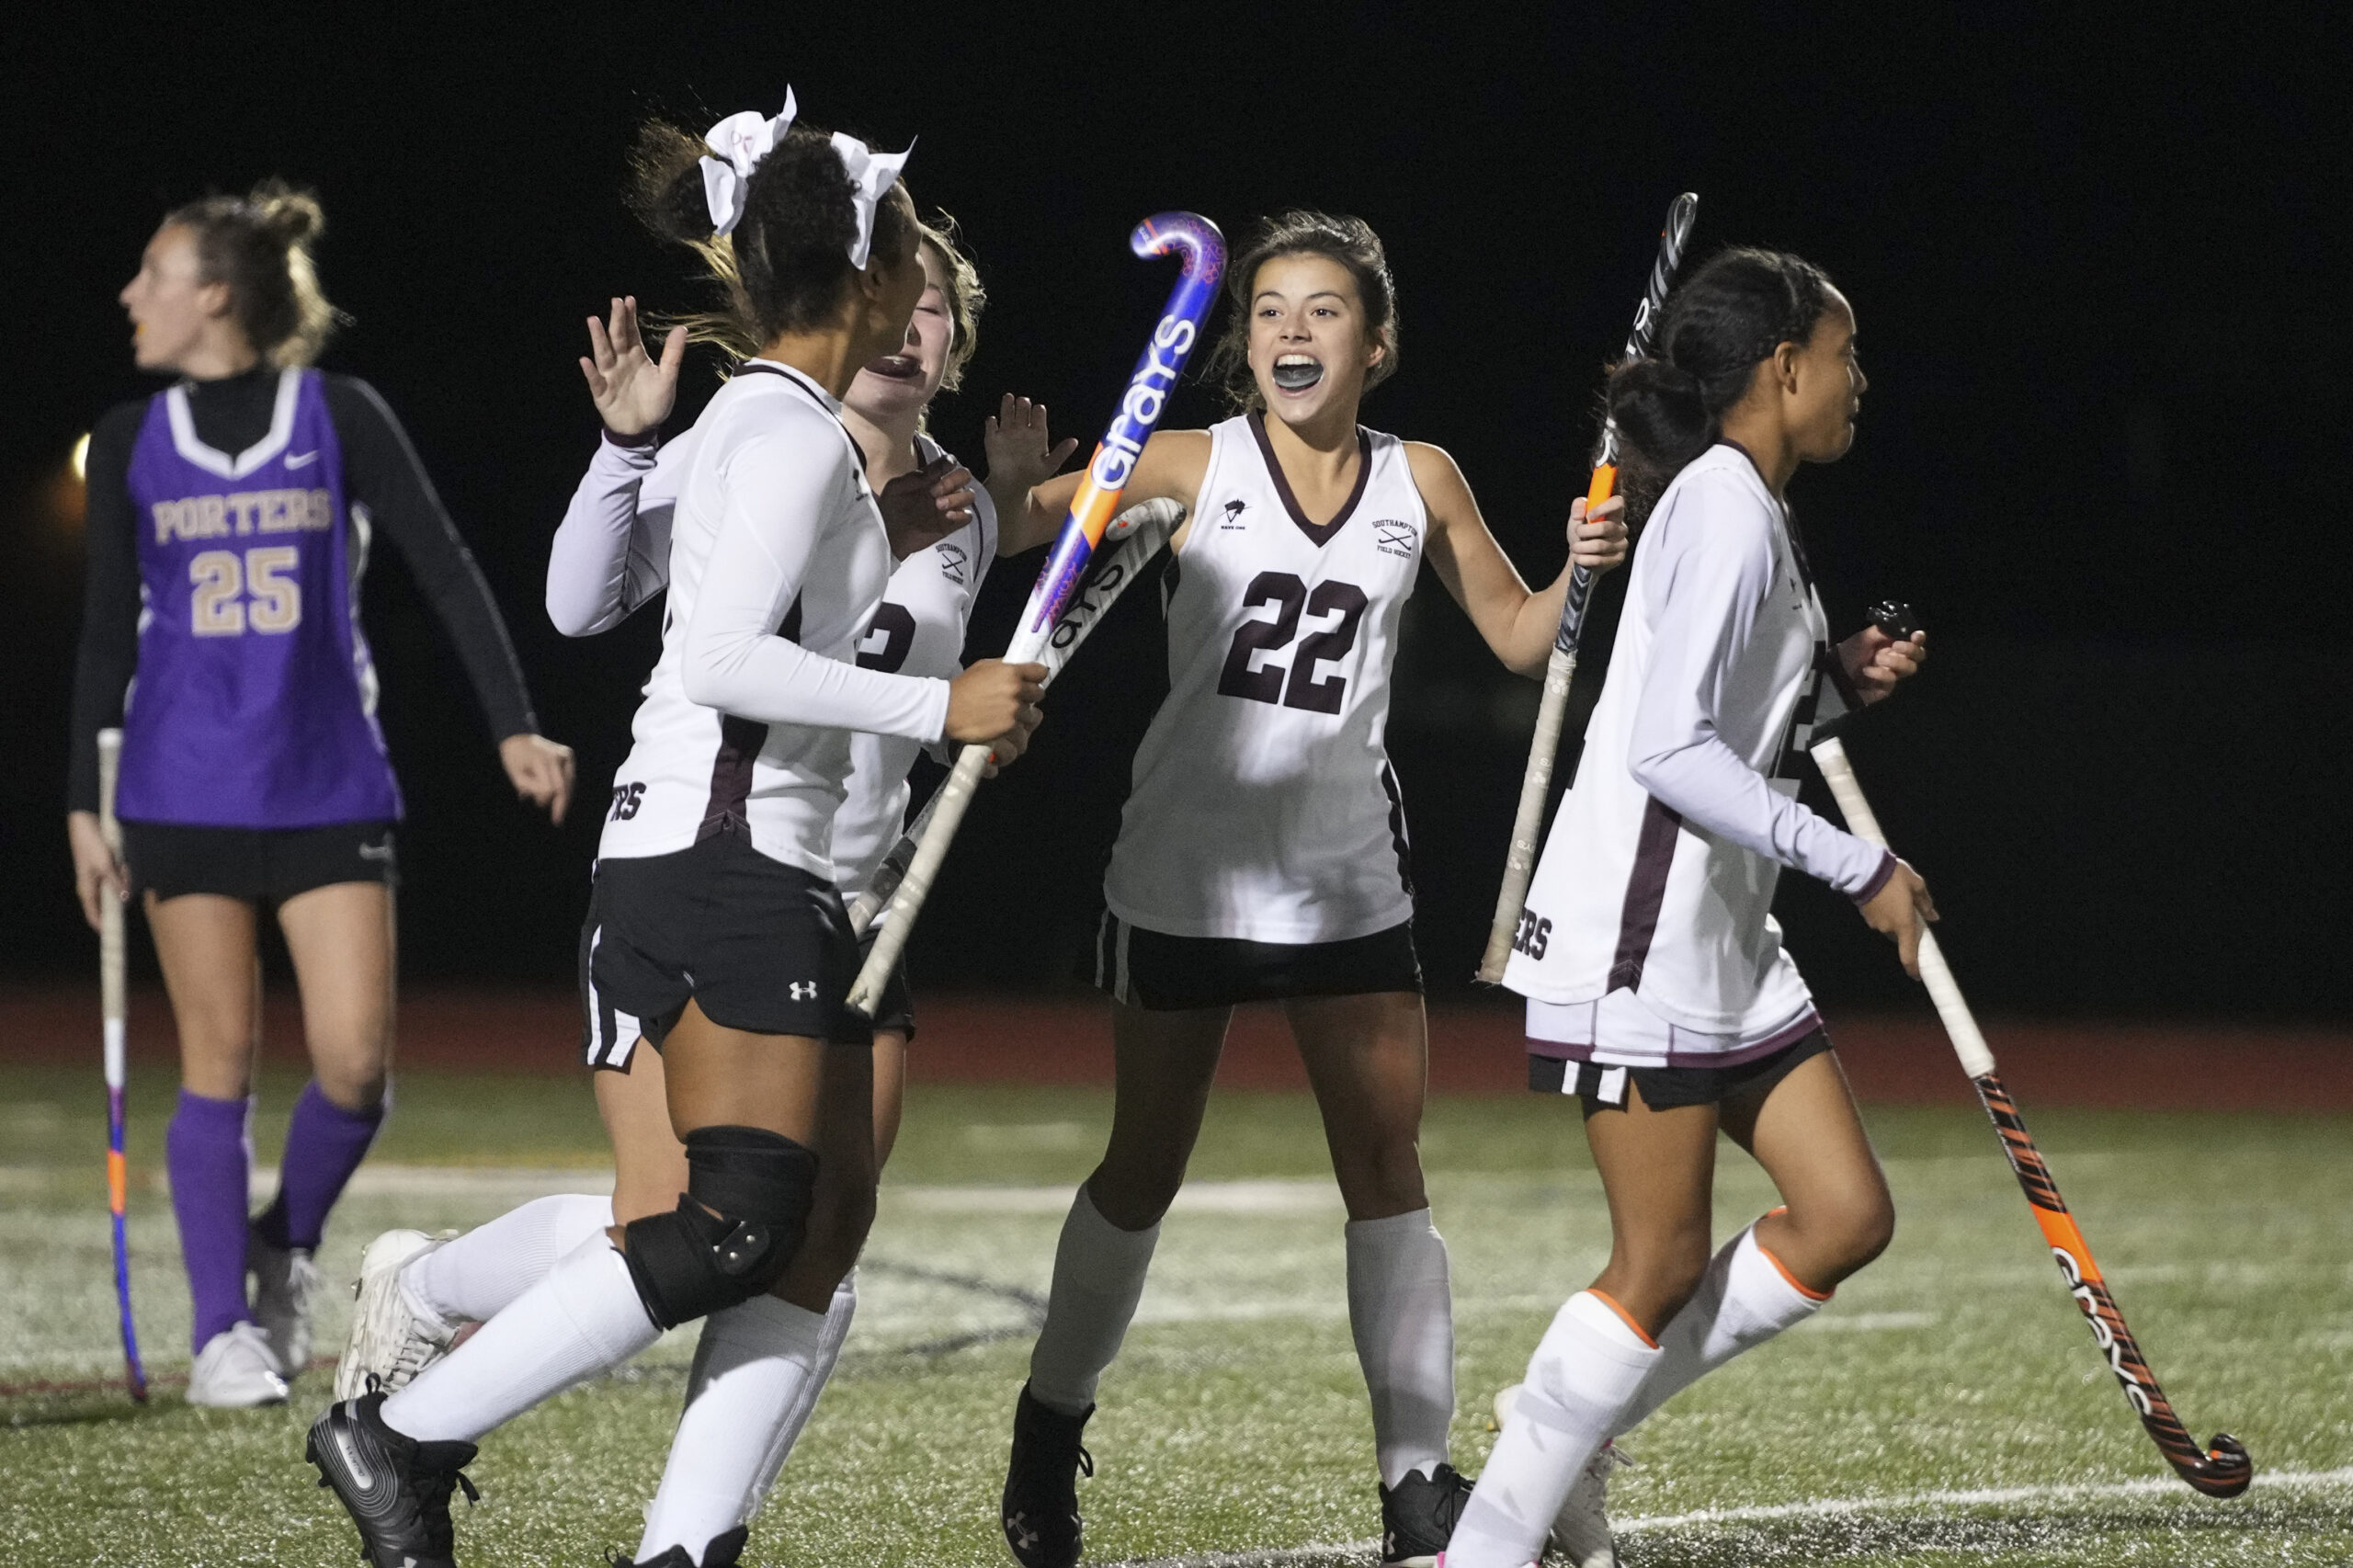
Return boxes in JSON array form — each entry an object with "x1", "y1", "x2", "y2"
[
  {"x1": 285, "y1": 449, "x2": 321, "y2": 469},
  {"x1": 358, "y1": 841, "x2": 394, "y2": 862}
]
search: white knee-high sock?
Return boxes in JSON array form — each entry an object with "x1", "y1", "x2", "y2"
[
  {"x1": 1612, "y1": 1221, "x2": 1828, "y2": 1437},
  {"x1": 1448, "y1": 1292, "x2": 1660, "y2": 1568},
  {"x1": 405, "y1": 1193, "x2": 616, "y2": 1325},
  {"x1": 380, "y1": 1235, "x2": 660, "y2": 1444},
  {"x1": 636, "y1": 1292, "x2": 833, "y2": 1564},
  {"x1": 1345, "y1": 1208, "x2": 1455, "y2": 1487},
  {"x1": 750, "y1": 1271, "x2": 858, "y2": 1500},
  {"x1": 1027, "y1": 1185, "x2": 1160, "y2": 1416}
]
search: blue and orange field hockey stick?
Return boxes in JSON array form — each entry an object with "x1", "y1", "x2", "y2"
[
  {"x1": 97, "y1": 727, "x2": 149, "y2": 1403},
  {"x1": 847, "y1": 213, "x2": 1225, "y2": 1014},
  {"x1": 1480, "y1": 193, "x2": 1699, "y2": 983},
  {"x1": 1810, "y1": 624, "x2": 2249, "y2": 1498}
]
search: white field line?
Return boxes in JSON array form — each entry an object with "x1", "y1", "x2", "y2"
[
  {"x1": 1109, "y1": 1467, "x2": 2353, "y2": 1566},
  {"x1": 1619, "y1": 1463, "x2": 2353, "y2": 1531}
]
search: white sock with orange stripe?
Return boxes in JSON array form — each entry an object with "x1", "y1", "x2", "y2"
[
  {"x1": 1446, "y1": 1291, "x2": 1660, "y2": 1568},
  {"x1": 1610, "y1": 1218, "x2": 1827, "y2": 1437}
]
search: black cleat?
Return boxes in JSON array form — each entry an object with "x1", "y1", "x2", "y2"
[
  {"x1": 305, "y1": 1392, "x2": 481, "y2": 1568},
  {"x1": 1380, "y1": 1462, "x2": 1472, "y2": 1567},
  {"x1": 1001, "y1": 1382, "x2": 1094, "y2": 1568},
  {"x1": 607, "y1": 1525, "x2": 748, "y2": 1567}
]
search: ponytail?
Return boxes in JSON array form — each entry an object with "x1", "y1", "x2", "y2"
[
  {"x1": 166, "y1": 178, "x2": 343, "y2": 367},
  {"x1": 1604, "y1": 246, "x2": 1834, "y2": 523},
  {"x1": 627, "y1": 117, "x2": 917, "y2": 358}
]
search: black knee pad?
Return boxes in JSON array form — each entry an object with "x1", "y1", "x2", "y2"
[{"x1": 620, "y1": 1126, "x2": 819, "y2": 1328}]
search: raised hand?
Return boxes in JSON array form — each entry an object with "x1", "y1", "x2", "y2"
[
  {"x1": 878, "y1": 456, "x2": 978, "y2": 560},
  {"x1": 984, "y1": 394, "x2": 1080, "y2": 504},
  {"x1": 579, "y1": 296, "x2": 686, "y2": 438}
]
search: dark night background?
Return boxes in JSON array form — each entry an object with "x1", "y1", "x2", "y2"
[{"x1": 2, "y1": 5, "x2": 2345, "y2": 1020}]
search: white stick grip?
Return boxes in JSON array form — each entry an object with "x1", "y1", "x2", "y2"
[
  {"x1": 847, "y1": 741, "x2": 991, "y2": 1015},
  {"x1": 97, "y1": 729, "x2": 127, "y2": 1073},
  {"x1": 1809, "y1": 736, "x2": 1995, "y2": 1078},
  {"x1": 1477, "y1": 645, "x2": 1576, "y2": 982}
]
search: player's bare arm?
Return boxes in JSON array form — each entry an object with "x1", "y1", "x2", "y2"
[
  {"x1": 1017, "y1": 427, "x2": 1211, "y2": 553},
  {"x1": 1407, "y1": 440, "x2": 1628, "y2": 678}
]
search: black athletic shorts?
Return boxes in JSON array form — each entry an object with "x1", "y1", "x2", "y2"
[
  {"x1": 579, "y1": 831, "x2": 870, "y2": 1070},
  {"x1": 858, "y1": 926, "x2": 915, "y2": 1041},
  {"x1": 1087, "y1": 911, "x2": 1423, "y2": 1010},
  {"x1": 1530, "y1": 1028, "x2": 1835, "y2": 1114},
  {"x1": 122, "y1": 819, "x2": 398, "y2": 903}
]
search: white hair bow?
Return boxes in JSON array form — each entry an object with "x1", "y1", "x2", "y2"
[
  {"x1": 830, "y1": 131, "x2": 915, "y2": 269},
  {"x1": 698, "y1": 88, "x2": 799, "y2": 238}
]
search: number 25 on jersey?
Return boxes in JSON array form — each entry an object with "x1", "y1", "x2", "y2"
[{"x1": 189, "y1": 546, "x2": 301, "y2": 637}]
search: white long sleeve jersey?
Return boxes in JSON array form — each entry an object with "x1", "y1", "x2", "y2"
[
  {"x1": 548, "y1": 396, "x2": 993, "y2": 896},
  {"x1": 1502, "y1": 443, "x2": 1893, "y2": 1054},
  {"x1": 571, "y1": 362, "x2": 952, "y2": 881}
]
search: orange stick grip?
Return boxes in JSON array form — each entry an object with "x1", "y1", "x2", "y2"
[
  {"x1": 1586, "y1": 463, "x2": 1619, "y2": 513},
  {"x1": 108, "y1": 1150, "x2": 128, "y2": 1213}
]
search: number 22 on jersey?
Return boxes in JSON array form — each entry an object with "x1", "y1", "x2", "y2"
[{"x1": 1215, "y1": 570, "x2": 1368, "y2": 713}]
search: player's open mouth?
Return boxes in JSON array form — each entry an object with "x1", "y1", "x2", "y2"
[
  {"x1": 866, "y1": 354, "x2": 923, "y2": 381},
  {"x1": 1271, "y1": 355, "x2": 1324, "y2": 392}
]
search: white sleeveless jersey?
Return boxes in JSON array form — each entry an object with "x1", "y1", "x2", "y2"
[
  {"x1": 1502, "y1": 444, "x2": 1889, "y2": 1060},
  {"x1": 1104, "y1": 414, "x2": 1423, "y2": 943},
  {"x1": 593, "y1": 362, "x2": 949, "y2": 881},
  {"x1": 830, "y1": 433, "x2": 998, "y2": 900}
]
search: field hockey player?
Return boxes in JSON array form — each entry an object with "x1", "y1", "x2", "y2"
[
  {"x1": 301, "y1": 98, "x2": 1041, "y2": 1568},
  {"x1": 66, "y1": 181, "x2": 571, "y2": 1409},
  {"x1": 987, "y1": 210, "x2": 1629, "y2": 1568},
  {"x1": 337, "y1": 209, "x2": 1080, "y2": 1565},
  {"x1": 1446, "y1": 248, "x2": 1931, "y2": 1568}
]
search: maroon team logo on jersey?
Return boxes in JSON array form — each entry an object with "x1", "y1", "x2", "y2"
[
  {"x1": 937, "y1": 541, "x2": 969, "y2": 584},
  {"x1": 1373, "y1": 517, "x2": 1417, "y2": 559}
]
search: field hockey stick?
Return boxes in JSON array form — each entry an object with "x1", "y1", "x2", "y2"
[
  {"x1": 1480, "y1": 194, "x2": 1700, "y2": 982},
  {"x1": 847, "y1": 213, "x2": 1225, "y2": 1014},
  {"x1": 847, "y1": 497, "x2": 1182, "y2": 936},
  {"x1": 1809, "y1": 612, "x2": 2249, "y2": 1497},
  {"x1": 96, "y1": 728, "x2": 149, "y2": 1403}
]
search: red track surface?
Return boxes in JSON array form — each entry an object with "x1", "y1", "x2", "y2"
[{"x1": 3, "y1": 983, "x2": 2347, "y2": 1110}]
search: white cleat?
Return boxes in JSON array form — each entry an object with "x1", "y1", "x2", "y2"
[
  {"x1": 186, "y1": 1322, "x2": 290, "y2": 1407},
  {"x1": 1550, "y1": 1440, "x2": 1631, "y2": 1568},
  {"x1": 1491, "y1": 1381, "x2": 1524, "y2": 1431},
  {"x1": 335, "y1": 1228, "x2": 460, "y2": 1402},
  {"x1": 248, "y1": 1233, "x2": 324, "y2": 1380}
]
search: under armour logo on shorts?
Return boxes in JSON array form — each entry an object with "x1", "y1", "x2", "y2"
[{"x1": 789, "y1": 981, "x2": 819, "y2": 1001}]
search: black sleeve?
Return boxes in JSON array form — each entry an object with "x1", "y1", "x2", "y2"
[
  {"x1": 324, "y1": 375, "x2": 540, "y2": 740},
  {"x1": 64, "y1": 403, "x2": 150, "y2": 813}
]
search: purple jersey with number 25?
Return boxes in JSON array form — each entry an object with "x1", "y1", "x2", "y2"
[{"x1": 116, "y1": 368, "x2": 401, "y2": 826}]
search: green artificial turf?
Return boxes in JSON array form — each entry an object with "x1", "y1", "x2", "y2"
[{"x1": 3, "y1": 1065, "x2": 2347, "y2": 1565}]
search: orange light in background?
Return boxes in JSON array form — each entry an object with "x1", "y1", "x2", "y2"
[{"x1": 44, "y1": 433, "x2": 90, "y2": 538}]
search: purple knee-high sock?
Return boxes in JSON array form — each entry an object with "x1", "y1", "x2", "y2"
[
  {"x1": 253, "y1": 1080, "x2": 386, "y2": 1252},
  {"x1": 166, "y1": 1089, "x2": 256, "y2": 1351}
]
